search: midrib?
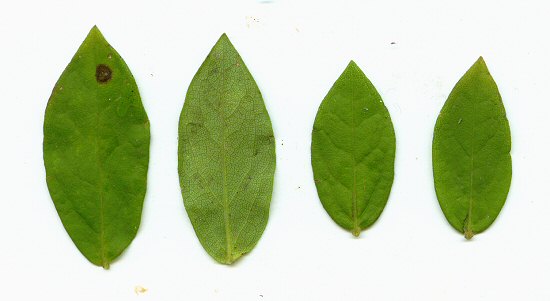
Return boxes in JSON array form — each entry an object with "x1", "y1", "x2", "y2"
[
  {"x1": 351, "y1": 95, "x2": 359, "y2": 236},
  {"x1": 221, "y1": 119, "x2": 232, "y2": 261},
  {"x1": 95, "y1": 91, "x2": 108, "y2": 268},
  {"x1": 466, "y1": 99, "x2": 476, "y2": 239},
  {"x1": 220, "y1": 57, "x2": 233, "y2": 262}
]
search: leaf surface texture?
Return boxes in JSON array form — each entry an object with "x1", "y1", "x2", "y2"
[
  {"x1": 311, "y1": 61, "x2": 395, "y2": 236},
  {"x1": 178, "y1": 34, "x2": 276, "y2": 264},
  {"x1": 433, "y1": 57, "x2": 512, "y2": 239},
  {"x1": 43, "y1": 26, "x2": 150, "y2": 268}
]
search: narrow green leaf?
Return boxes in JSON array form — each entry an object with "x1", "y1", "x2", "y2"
[
  {"x1": 311, "y1": 61, "x2": 396, "y2": 237},
  {"x1": 178, "y1": 34, "x2": 276, "y2": 264},
  {"x1": 43, "y1": 26, "x2": 150, "y2": 268},
  {"x1": 433, "y1": 57, "x2": 512, "y2": 239}
]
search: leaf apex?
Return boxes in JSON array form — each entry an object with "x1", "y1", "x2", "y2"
[
  {"x1": 213, "y1": 33, "x2": 235, "y2": 51},
  {"x1": 346, "y1": 60, "x2": 359, "y2": 69},
  {"x1": 86, "y1": 25, "x2": 106, "y2": 44},
  {"x1": 343, "y1": 60, "x2": 364, "y2": 76},
  {"x1": 472, "y1": 55, "x2": 489, "y2": 72},
  {"x1": 218, "y1": 33, "x2": 231, "y2": 43},
  {"x1": 89, "y1": 25, "x2": 101, "y2": 35}
]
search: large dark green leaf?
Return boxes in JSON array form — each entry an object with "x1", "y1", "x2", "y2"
[
  {"x1": 43, "y1": 26, "x2": 150, "y2": 268},
  {"x1": 311, "y1": 61, "x2": 395, "y2": 237},
  {"x1": 433, "y1": 57, "x2": 512, "y2": 239},
  {"x1": 178, "y1": 34, "x2": 276, "y2": 264}
]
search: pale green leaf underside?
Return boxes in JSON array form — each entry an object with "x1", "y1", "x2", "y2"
[
  {"x1": 43, "y1": 26, "x2": 150, "y2": 268},
  {"x1": 433, "y1": 57, "x2": 512, "y2": 239},
  {"x1": 311, "y1": 61, "x2": 395, "y2": 237},
  {"x1": 178, "y1": 34, "x2": 276, "y2": 264}
]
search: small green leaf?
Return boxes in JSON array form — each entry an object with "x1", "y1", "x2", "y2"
[
  {"x1": 433, "y1": 57, "x2": 512, "y2": 239},
  {"x1": 43, "y1": 26, "x2": 150, "y2": 268},
  {"x1": 311, "y1": 61, "x2": 396, "y2": 237},
  {"x1": 178, "y1": 34, "x2": 276, "y2": 264}
]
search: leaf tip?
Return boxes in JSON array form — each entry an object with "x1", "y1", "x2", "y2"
[
  {"x1": 86, "y1": 25, "x2": 106, "y2": 43},
  {"x1": 89, "y1": 25, "x2": 102, "y2": 35},
  {"x1": 343, "y1": 60, "x2": 364, "y2": 78},
  {"x1": 218, "y1": 33, "x2": 231, "y2": 44},
  {"x1": 213, "y1": 33, "x2": 235, "y2": 51},
  {"x1": 472, "y1": 55, "x2": 489, "y2": 72},
  {"x1": 346, "y1": 60, "x2": 360, "y2": 71}
]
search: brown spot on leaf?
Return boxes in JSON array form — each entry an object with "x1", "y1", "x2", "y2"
[{"x1": 96, "y1": 64, "x2": 112, "y2": 83}]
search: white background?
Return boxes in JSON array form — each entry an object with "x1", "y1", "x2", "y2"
[{"x1": 1, "y1": 0, "x2": 549, "y2": 300}]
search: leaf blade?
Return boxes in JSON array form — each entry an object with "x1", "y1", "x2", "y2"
[
  {"x1": 43, "y1": 26, "x2": 150, "y2": 268},
  {"x1": 311, "y1": 61, "x2": 396, "y2": 236},
  {"x1": 178, "y1": 34, "x2": 276, "y2": 264},
  {"x1": 433, "y1": 57, "x2": 512, "y2": 239}
]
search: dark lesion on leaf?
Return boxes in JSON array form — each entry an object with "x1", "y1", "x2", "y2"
[
  {"x1": 262, "y1": 134, "x2": 275, "y2": 143},
  {"x1": 188, "y1": 122, "x2": 203, "y2": 134},
  {"x1": 96, "y1": 64, "x2": 112, "y2": 83}
]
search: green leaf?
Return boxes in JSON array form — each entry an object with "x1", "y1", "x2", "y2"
[
  {"x1": 43, "y1": 26, "x2": 150, "y2": 268},
  {"x1": 433, "y1": 57, "x2": 512, "y2": 239},
  {"x1": 311, "y1": 61, "x2": 396, "y2": 237},
  {"x1": 178, "y1": 34, "x2": 276, "y2": 264}
]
